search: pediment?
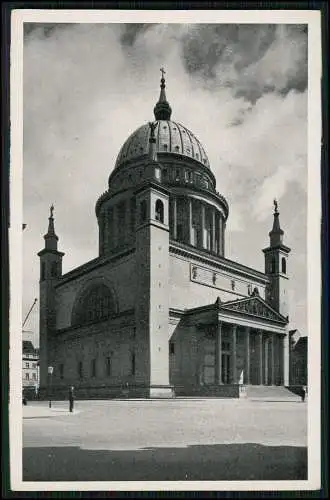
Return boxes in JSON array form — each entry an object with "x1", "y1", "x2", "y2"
[{"x1": 220, "y1": 296, "x2": 288, "y2": 323}]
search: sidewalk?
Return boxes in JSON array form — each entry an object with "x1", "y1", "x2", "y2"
[{"x1": 23, "y1": 404, "x2": 80, "y2": 418}]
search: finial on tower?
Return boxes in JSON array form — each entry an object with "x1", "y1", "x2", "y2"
[
  {"x1": 44, "y1": 203, "x2": 58, "y2": 248},
  {"x1": 269, "y1": 198, "x2": 284, "y2": 246},
  {"x1": 154, "y1": 67, "x2": 172, "y2": 121}
]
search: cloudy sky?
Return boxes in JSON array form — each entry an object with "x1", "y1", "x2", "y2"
[{"x1": 22, "y1": 21, "x2": 309, "y2": 346}]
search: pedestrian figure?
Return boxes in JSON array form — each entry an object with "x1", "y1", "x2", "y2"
[
  {"x1": 301, "y1": 385, "x2": 306, "y2": 402},
  {"x1": 69, "y1": 386, "x2": 74, "y2": 412}
]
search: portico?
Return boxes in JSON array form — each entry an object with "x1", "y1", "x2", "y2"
[{"x1": 170, "y1": 289, "x2": 290, "y2": 396}]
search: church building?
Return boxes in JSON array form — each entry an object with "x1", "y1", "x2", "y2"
[{"x1": 38, "y1": 72, "x2": 293, "y2": 399}]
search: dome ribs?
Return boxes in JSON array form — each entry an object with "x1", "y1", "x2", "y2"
[{"x1": 114, "y1": 121, "x2": 211, "y2": 171}]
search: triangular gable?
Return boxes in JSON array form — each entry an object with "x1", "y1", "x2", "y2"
[{"x1": 219, "y1": 296, "x2": 288, "y2": 324}]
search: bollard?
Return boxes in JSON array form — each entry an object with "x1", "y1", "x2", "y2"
[{"x1": 69, "y1": 386, "x2": 75, "y2": 412}]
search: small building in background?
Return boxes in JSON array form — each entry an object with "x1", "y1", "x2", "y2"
[
  {"x1": 289, "y1": 330, "x2": 308, "y2": 386},
  {"x1": 22, "y1": 340, "x2": 39, "y2": 396}
]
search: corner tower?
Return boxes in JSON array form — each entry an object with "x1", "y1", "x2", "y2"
[
  {"x1": 263, "y1": 200, "x2": 291, "y2": 317},
  {"x1": 134, "y1": 76, "x2": 172, "y2": 397},
  {"x1": 37, "y1": 206, "x2": 64, "y2": 390}
]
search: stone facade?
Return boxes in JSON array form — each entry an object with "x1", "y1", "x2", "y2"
[{"x1": 37, "y1": 75, "x2": 295, "y2": 399}]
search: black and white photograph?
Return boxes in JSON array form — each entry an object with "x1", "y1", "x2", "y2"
[{"x1": 9, "y1": 9, "x2": 322, "y2": 492}]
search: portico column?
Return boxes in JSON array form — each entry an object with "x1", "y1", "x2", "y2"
[
  {"x1": 231, "y1": 325, "x2": 237, "y2": 384},
  {"x1": 271, "y1": 334, "x2": 275, "y2": 385},
  {"x1": 283, "y1": 331, "x2": 290, "y2": 386},
  {"x1": 173, "y1": 197, "x2": 177, "y2": 240},
  {"x1": 216, "y1": 321, "x2": 223, "y2": 384},
  {"x1": 258, "y1": 330, "x2": 263, "y2": 385},
  {"x1": 244, "y1": 327, "x2": 250, "y2": 384},
  {"x1": 212, "y1": 208, "x2": 216, "y2": 253},
  {"x1": 188, "y1": 198, "x2": 193, "y2": 245},
  {"x1": 264, "y1": 337, "x2": 269, "y2": 385},
  {"x1": 222, "y1": 221, "x2": 226, "y2": 256},
  {"x1": 218, "y1": 216, "x2": 223, "y2": 256},
  {"x1": 201, "y1": 202, "x2": 206, "y2": 249}
]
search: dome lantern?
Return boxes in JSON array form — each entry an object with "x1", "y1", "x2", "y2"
[{"x1": 153, "y1": 67, "x2": 172, "y2": 121}]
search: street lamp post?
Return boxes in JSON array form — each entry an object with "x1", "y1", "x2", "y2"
[{"x1": 48, "y1": 366, "x2": 53, "y2": 408}]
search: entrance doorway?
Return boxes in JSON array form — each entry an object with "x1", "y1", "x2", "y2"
[
  {"x1": 201, "y1": 339, "x2": 215, "y2": 385},
  {"x1": 221, "y1": 353, "x2": 231, "y2": 384}
]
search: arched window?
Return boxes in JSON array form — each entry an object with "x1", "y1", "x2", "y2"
[
  {"x1": 271, "y1": 257, "x2": 276, "y2": 273},
  {"x1": 72, "y1": 284, "x2": 116, "y2": 326},
  {"x1": 140, "y1": 200, "x2": 147, "y2": 222},
  {"x1": 281, "y1": 257, "x2": 287, "y2": 274},
  {"x1": 155, "y1": 199, "x2": 164, "y2": 223}
]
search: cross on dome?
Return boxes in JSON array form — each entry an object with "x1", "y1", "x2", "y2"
[{"x1": 154, "y1": 68, "x2": 172, "y2": 120}]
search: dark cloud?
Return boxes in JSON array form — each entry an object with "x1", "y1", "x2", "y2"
[
  {"x1": 24, "y1": 22, "x2": 74, "y2": 40},
  {"x1": 180, "y1": 24, "x2": 307, "y2": 103},
  {"x1": 120, "y1": 23, "x2": 157, "y2": 46},
  {"x1": 181, "y1": 25, "x2": 276, "y2": 79}
]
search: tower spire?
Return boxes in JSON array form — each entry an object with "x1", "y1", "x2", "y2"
[
  {"x1": 269, "y1": 198, "x2": 284, "y2": 246},
  {"x1": 44, "y1": 204, "x2": 59, "y2": 250},
  {"x1": 153, "y1": 67, "x2": 172, "y2": 121}
]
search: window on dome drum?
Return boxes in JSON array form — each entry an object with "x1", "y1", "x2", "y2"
[
  {"x1": 177, "y1": 223, "x2": 184, "y2": 241},
  {"x1": 59, "y1": 363, "x2": 64, "y2": 379},
  {"x1": 72, "y1": 284, "x2": 116, "y2": 326},
  {"x1": 155, "y1": 199, "x2": 164, "y2": 223},
  {"x1": 282, "y1": 257, "x2": 287, "y2": 274},
  {"x1": 170, "y1": 342, "x2": 175, "y2": 355},
  {"x1": 140, "y1": 200, "x2": 147, "y2": 223}
]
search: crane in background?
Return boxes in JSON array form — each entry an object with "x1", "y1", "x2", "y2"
[{"x1": 22, "y1": 298, "x2": 37, "y2": 328}]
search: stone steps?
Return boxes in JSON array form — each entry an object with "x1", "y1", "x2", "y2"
[{"x1": 245, "y1": 385, "x2": 303, "y2": 401}]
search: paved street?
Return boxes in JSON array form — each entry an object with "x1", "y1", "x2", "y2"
[{"x1": 23, "y1": 398, "x2": 307, "y2": 481}]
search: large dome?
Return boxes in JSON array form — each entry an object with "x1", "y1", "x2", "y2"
[{"x1": 115, "y1": 120, "x2": 210, "y2": 170}]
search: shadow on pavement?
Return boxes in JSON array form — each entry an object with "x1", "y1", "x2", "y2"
[
  {"x1": 23, "y1": 416, "x2": 55, "y2": 420},
  {"x1": 23, "y1": 442, "x2": 307, "y2": 481}
]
